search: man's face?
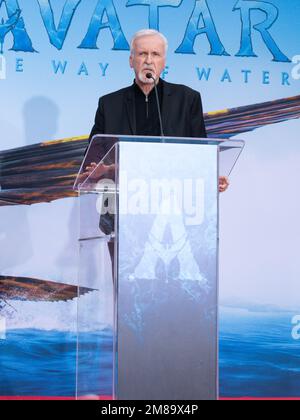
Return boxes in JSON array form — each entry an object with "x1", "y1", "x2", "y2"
[{"x1": 130, "y1": 35, "x2": 166, "y2": 84}]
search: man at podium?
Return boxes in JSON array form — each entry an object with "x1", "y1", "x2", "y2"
[
  {"x1": 88, "y1": 29, "x2": 229, "y2": 193},
  {"x1": 77, "y1": 31, "x2": 240, "y2": 400}
]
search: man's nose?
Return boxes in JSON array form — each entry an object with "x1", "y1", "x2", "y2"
[{"x1": 145, "y1": 53, "x2": 153, "y2": 64}]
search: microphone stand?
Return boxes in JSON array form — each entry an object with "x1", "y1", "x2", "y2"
[{"x1": 146, "y1": 73, "x2": 165, "y2": 137}]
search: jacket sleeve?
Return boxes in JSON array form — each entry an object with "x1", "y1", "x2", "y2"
[
  {"x1": 89, "y1": 97, "x2": 105, "y2": 142},
  {"x1": 190, "y1": 92, "x2": 207, "y2": 138}
]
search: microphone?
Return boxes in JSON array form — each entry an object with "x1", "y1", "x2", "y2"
[{"x1": 146, "y1": 73, "x2": 165, "y2": 137}]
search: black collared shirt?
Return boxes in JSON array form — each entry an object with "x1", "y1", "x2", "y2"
[{"x1": 134, "y1": 79, "x2": 163, "y2": 136}]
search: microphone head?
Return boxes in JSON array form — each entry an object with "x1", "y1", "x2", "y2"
[{"x1": 146, "y1": 72, "x2": 153, "y2": 79}]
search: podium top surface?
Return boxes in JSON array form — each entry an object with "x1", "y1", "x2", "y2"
[
  {"x1": 74, "y1": 134, "x2": 244, "y2": 191},
  {"x1": 88, "y1": 133, "x2": 243, "y2": 146}
]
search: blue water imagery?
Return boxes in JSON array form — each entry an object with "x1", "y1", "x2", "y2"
[
  {"x1": 0, "y1": 328, "x2": 113, "y2": 397},
  {"x1": 219, "y1": 308, "x2": 300, "y2": 398},
  {"x1": 0, "y1": 309, "x2": 300, "y2": 398},
  {"x1": 0, "y1": 329, "x2": 77, "y2": 397},
  {"x1": 77, "y1": 329, "x2": 113, "y2": 398}
]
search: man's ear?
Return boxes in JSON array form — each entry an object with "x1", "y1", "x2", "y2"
[{"x1": 129, "y1": 55, "x2": 133, "y2": 69}]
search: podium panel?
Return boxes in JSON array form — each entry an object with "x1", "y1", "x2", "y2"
[{"x1": 116, "y1": 141, "x2": 218, "y2": 400}]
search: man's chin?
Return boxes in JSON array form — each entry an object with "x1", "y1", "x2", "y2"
[
  {"x1": 138, "y1": 78, "x2": 154, "y2": 84},
  {"x1": 138, "y1": 72, "x2": 156, "y2": 84}
]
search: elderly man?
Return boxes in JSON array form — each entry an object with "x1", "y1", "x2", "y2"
[{"x1": 89, "y1": 29, "x2": 229, "y2": 192}]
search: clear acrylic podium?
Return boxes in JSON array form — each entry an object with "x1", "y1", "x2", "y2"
[{"x1": 74, "y1": 134, "x2": 244, "y2": 400}]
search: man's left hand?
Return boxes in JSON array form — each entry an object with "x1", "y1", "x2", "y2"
[{"x1": 219, "y1": 176, "x2": 230, "y2": 193}]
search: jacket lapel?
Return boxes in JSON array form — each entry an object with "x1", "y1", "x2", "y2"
[{"x1": 125, "y1": 86, "x2": 136, "y2": 135}]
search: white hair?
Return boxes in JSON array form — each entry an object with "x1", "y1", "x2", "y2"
[{"x1": 130, "y1": 29, "x2": 168, "y2": 55}]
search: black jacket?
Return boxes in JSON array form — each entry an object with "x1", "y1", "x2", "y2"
[
  {"x1": 88, "y1": 80, "x2": 207, "y2": 236},
  {"x1": 90, "y1": 79, "x2": 207, "y2": 139}
]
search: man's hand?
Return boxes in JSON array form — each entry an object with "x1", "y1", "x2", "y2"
[
  {"x1": 85, "y1": 162, "x2": 98, "y2": 176},
  {"x1": 84, "y1": 162, "x2": 115, "y2": 179},
  {"x1": 219, "y1": 176, "x2": 230, "y2": 193}
]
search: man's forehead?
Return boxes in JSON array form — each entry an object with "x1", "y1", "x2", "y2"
[{"x1": 134, "y1": 35, "x2": 165, "y2": 50}]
